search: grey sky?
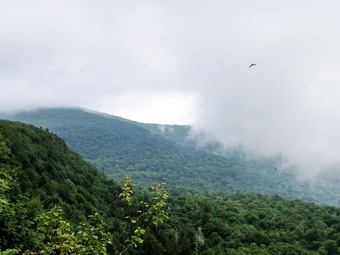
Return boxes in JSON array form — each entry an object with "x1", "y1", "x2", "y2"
[{"x1": 1, "y1": 1, "x2": 340, "y2": 177}]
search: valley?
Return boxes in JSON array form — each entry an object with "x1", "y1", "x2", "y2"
[
  {"x1": 3, "y1": 108, "x2": 340, "y2": 206},
  {"x1": 1, "y1": 110, "x2": 340, "y2": 254}
]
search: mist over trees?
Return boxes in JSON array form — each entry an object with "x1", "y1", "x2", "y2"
[{"x1": 4, "y1": 108, "x2": 340, "y2": 206}]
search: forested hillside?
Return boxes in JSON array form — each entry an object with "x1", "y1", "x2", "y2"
[
  {"x1": 0, "y1": 120, "x2": 120, "y2": 219},
  {"x1": 3, "y1": 108, "x2": 340, "y2": 206},
  {"x1": 0, "y1": 120, "x2": 122, "y2": 251},
  {"x1": 1, "y1": 120, "x2": 340, "y2": 254}
]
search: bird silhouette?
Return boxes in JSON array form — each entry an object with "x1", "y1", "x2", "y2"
[
  {"x1": 273, "y1": 167, "x2": 277, "y2": 171},
  {"x1": 249, "y1": 63, "x2": 256, "y2": 68}
]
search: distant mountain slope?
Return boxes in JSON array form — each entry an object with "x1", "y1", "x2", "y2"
[{"x1": 2, "y1": 108, "x2": 340, "y2": 206}]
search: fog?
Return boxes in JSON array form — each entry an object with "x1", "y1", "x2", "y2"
[{"x1": 1, "y1": 1, "x2": 340, "y2": 178}]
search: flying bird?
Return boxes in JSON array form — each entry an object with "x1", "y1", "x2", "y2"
[
  {"x1": 273, "y1": 167, "x2": 277, "y2": 171},
  {"x1": 249, "y1": 63, "x2": 256, "y2": 68}
]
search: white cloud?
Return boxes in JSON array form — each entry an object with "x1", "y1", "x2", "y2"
[
  {"x1": 91, "y1": 91, "x2": 196, "y2": 125},
  {"x1": 2, "y1": 1, "x2": 340, "y2": 177}
]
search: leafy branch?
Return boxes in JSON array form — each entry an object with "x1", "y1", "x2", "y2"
[{"x1": 118, "y1": 178, "x2": 169, "y2": 255}]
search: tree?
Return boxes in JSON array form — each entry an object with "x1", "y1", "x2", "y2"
[
  {"x1": 31, "y1": 206, "x2": 112, "y2": 254},
  {"x1": 0, "y1": 135, "x2": 12, "y2": 211},
  {"x1": 117, "y1": 178, "x2": 169, "y2": 255}
]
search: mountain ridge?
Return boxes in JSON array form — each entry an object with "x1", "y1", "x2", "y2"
[{"x1": 2, "y1": 107, "x2": 340, "y2": 206}]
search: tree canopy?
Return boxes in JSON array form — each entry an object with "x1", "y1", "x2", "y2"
[{"x1": 0, "y1": 119, "x2": 340, "y2": 254}]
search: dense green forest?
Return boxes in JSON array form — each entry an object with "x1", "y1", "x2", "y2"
[
  {"x1": 3, "y1": 108, "x2": 340, "y2": 206},
  {"x1": 1, "y1": 120, "x2": 340, "y2": 254}
]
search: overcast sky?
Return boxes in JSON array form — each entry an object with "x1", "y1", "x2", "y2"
[{"x1": 2, "y1": 1, "x2": 340, "y2": 178}]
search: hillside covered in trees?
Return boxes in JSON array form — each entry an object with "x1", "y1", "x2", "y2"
[
  {"x1": 1, "y1": 120, "x2": 340, "y2": 254},
  {"x1": 2, "y1": 108, "x2": 340, "y2": 206}
]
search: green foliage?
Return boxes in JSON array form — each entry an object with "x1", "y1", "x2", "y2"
[
  {"x1": 31, "y1": 206, "x2": 112, "y2": 254},
  {"x1": 0, "y1": 249, "x2": 20, "y2": 255},
  {"x1": 1, "y1": 118, "x2": 340, "y2": 254},
  {"x1": 0, "y1": 135, "x2": 11, "y2": 211},
  {"x1": 35, "y1": 205, "x2": 80, "y2": 254},
  {"x1": 0, "y1": 134, "x2": 42, "y2": 251},
  {"x1": 0, "y1": 120, "x2": 121, "y2": 222},
  {"x1": 75, "y1": 213, "x2": 112, "y2": 254},
  {"x1": 119, "y1": 181, "x2": 134, "y2": 206},
  {"x1": 5, "y1": 108, "x2": 340, "y2": 206},
  {"x1": 25, "y1": 181, "x2": 169, "y2": 255},
  {"x1": 153, "y1": 193, "x2": 340, "y2": 254},
  {"x1": 118, "y1": 179, "x2": 169, "y2": 254},
  {"x1": 0, "y1": 120, "x2": 120, "y2": 252}
]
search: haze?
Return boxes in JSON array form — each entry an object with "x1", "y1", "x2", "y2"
[{"x1": 1, "y1": 1, "x2": 340, "y2": 178}]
